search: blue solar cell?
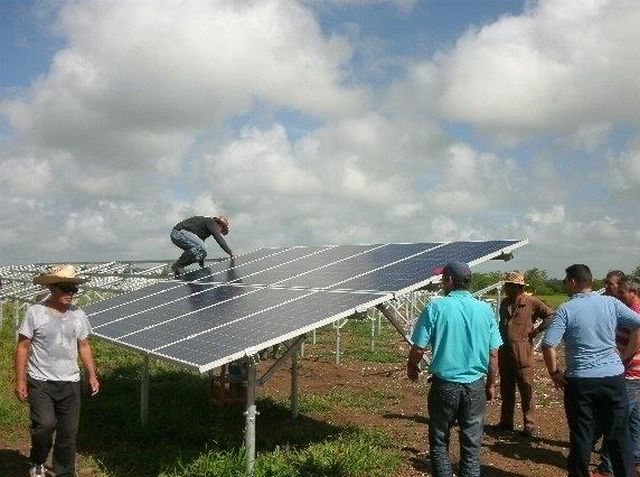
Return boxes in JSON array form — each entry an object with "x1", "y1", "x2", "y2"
[
  {"x1": 86, "y1": 246, "x2": 327, "y2": 324},
  {"x1": 84, "y1": 247, "x2": 283, "y2": 319},
  {"x1": 274, "y1": 243, "x2": 442, "y2": 289},
  {"x1": 94, "y1": 285, "x2": 253, "y2": 337},
  {"x1": 336, "y1": 240, "x2": 521, "y2": 292},
  {"x1": 154, "y1": 290, "x2": 383, "y2": 369},
  {"x1": 235, "y1": 244, "x2": 383, "y2": 286},
  {"x1": 88, "y1": 239, "x2": 527, "y2": 371},
  {"x1": 119, "y1": 287, "x2": 311, "y2": 350}
]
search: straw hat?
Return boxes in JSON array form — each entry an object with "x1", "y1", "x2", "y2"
[
  {"x1": 503, "y1": 271, "x2": 526, "y2": 286},
  {"x1": 33, "y1": 264, "x2": 89, "y2": 285}
]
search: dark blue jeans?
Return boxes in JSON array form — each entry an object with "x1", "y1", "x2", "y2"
[
  {"x1": 428, "y1": 377, "x2": 487, "y2": 477},
  {"x1": 28, "y1": 378, "x2": 81, "y2": 477},
  {"x1": 564, "y1": 374, "x2": 634, "y2": 477},
  {"x1": 599, "y1": 379, "x2": 640, "y2": 473}
]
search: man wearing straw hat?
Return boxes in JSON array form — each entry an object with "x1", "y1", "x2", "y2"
[
  {"x1": 14, "y1": 264, "x2": 99, "y2": 477},
  {"x1": 493, "y1": 271, "x2": 553, "y2": 438},
  {"x1": 170, "y1": 215, "x2": 234, "y2": 276}
]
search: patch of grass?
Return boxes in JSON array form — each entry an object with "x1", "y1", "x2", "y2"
[
  {"x1": 160, "y1": 430, "x2": 401, "y2": 477},
  {"x1": 296, "y1": 388, "x2": 399, "y2": 414},
  {"x1": 0, "y1": 305, "x2": 29, "y2": 431},
  {"x1": 1, "y1": 301, "x2": 403, "y2": 477},
  {"x1": 537, "y1": 294, "x2": 568, "y2": 308}
]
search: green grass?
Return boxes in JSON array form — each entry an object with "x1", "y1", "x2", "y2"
[
  {"x1": 537, "y1": 294, "x2": 569, "y2": 308},
  {"x1": 160, "y1": 430, "x2": 400, "y2": 477},
  {"x1": 1, "y1": 304, "x2": 403, "y2": 477}
]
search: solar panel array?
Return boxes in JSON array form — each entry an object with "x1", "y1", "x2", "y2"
[{"x1": 85, "y1": 240, "x2": 526, "y2": 372}]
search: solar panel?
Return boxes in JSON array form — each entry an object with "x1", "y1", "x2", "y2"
[{"x1": 85, "y1": 240, "x2": 526, "y2": 372}]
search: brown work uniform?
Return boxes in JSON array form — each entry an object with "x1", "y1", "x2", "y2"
[{"x1": 498, "y1": 294, "x2": 553, "y2": 430}]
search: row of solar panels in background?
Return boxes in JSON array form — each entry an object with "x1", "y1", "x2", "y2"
[{"x1": 82, "y1": 240, "x2": 524, "y2": 372}]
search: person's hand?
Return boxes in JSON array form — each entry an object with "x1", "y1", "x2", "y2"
[
  {"x1": 486, "y1": 383, "x2": 496, "y2": 401},
  {"x1": 407, "y1": 364, "x2": 420, "y2": 382},
  {"x1": 14, "y1": 381, "x2": 28, "y2": 401},
  {"x1": 549, "y1": 369, "x2": 566, "y2": 390},
  {"x1": 88, "y1": 375, "x2": 100, "y2": 396}
]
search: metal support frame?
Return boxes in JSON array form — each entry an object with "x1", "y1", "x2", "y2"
[
  {"x1": 333, "y1": 318, "x2": 348, "y2": 364},
  {"x1": 375, "y1": 302, "x2": 414, "y2": 344},
  {"x1": 244, "y1": 356, "x2": 259, "y2": 477},
  {"x1": 291, "y1": 346, "x2": 300, "y2": 419}
]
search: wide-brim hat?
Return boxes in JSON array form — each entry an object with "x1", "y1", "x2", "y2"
[
  {"x1": 33, "y1": 264, "x2": 89, "y2": 285},
  {"x1": 503, "y1": 271, "x2": 526, "y2": 286}
]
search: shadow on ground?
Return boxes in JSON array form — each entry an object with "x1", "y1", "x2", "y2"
[
  {"x1": 77, "y1": 364, "x2": 350, "y2": 477},
  {"x1": 0, "y1": 449, "x2": 29, "y2": 477}
]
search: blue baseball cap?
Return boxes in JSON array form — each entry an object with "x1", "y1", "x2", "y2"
[{"x1": 434, "y1": 261, "x2": 471, "y2": 281}]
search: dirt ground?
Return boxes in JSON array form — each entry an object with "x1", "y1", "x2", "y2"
[
  {"x1": 260, "y1": 345, "x2": 573, "y2": 477},
  {"x1": 2, "y1": 343, "x2": 584, "y2": 477}
]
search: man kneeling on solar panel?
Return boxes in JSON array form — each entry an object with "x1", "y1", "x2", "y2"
[{"x1": 170, "y1": 215, "x2": 234, "y2": 276}]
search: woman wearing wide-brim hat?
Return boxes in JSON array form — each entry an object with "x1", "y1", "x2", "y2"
[{"x1": 15, "y1": 264, "x2": 99, "y2": 477}]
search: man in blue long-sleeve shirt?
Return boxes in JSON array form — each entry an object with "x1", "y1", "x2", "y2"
[
  {"x1": 170, "y1": 215, "x2": 234, "y2": 276},
  {"x1": 542, "y1": 264, "x2": 640, "y2": 477}
]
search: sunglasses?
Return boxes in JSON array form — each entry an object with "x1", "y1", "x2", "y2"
[{"x1": 55, "y1": 284, "x2": 79, "y2": 294}]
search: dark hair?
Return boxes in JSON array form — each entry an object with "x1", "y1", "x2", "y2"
[
  {"x1": 619, "y1": 277, "x2": 640, "y2": 294},
  {"x1": 605, "y1": 270, "x2": 626, "y2": 280},
  {"x1": 565, "y1": 264, "x2": 592, "y2": 286},
  {"x1": 444, "y1": 271, "x2": 471, "y2": 290}
]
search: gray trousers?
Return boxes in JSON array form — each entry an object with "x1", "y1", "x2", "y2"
[{"x1": 28, "y1": 378, "x2": 81, "y2": 477}]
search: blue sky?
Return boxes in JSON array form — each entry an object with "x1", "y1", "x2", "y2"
[{"x1": 1, "y1": 0, "x2": 639, "y2": 277}]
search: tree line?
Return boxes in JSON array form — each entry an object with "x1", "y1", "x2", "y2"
[{"x1": 470, "y1": 265, "x2": 640, "y2": 296}]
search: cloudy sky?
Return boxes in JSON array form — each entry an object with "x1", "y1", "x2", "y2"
[{"x1": 1, "y1": 0, "x2": 639, "y2": 278}]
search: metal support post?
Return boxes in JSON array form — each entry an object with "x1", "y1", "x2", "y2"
[
  {"x1": 291, "y1": 346, "x2": 299, "y2": 419},
  {"x1": 335, "y1": 324, "x2": 341, "y2": 364},
  {"x1": 333, "y1": 319, "x2": 348, "y2": 364},
  {"x1": 244, "y1": 360, "x2": 258, "y2": 477},
  {"x1": 141, "y1": 354, "x2": 149, "y2": 428},
  {"x1": 370, "y1": 312, "x2": 376, "y2": 351},
  {"x1": 376, "y1": 303, "x2": 412, "y2": 344}
]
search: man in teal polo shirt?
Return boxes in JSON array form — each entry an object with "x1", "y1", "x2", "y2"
[{"x1": 407, "y1": 261, "x2": 502, "y2": 477}]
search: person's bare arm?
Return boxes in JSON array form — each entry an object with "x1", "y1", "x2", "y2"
[
  {"x1": 14, "y1": 336, "x2": 31, "y2": 401},
  {"x1": 78, "y1": 340, "x2": 100, "y2": 396},
  {"x1": 486, "y1": 348, "x2": 498, "y2": 400},
  {"x1": 623, "y1": 328, "x2": 640, "y2": 364},
  {"x1": 407, "y1": 346, "x2": 425, "y2": 381},
  {"x1": 542, "y1": 344, "x2": 566, "y2": 389}
]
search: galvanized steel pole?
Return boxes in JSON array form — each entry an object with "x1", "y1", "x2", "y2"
[{"x1": 244, "y1": 361, "x2": 258, "y2": 476}]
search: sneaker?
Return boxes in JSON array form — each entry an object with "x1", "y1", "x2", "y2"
[{"x1": 29, "y1": 463, "x2": 46, "y2": 477}]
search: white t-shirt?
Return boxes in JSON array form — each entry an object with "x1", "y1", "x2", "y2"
[{"x1": 18, "y1": 302, "x2": 92, "y2": 382}]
